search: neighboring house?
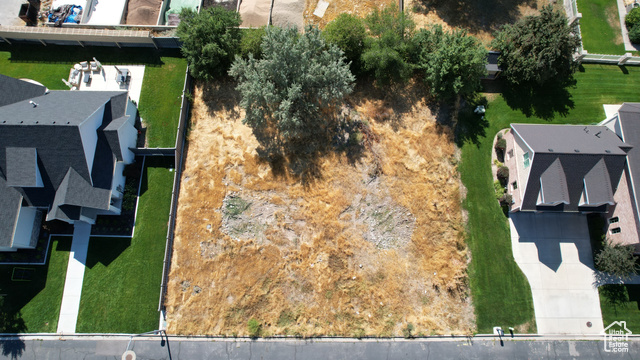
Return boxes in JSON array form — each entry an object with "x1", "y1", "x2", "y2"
[
  {"x1": 483, "y1": 51, "x2": 501, "y2": 80},
  {"x1": 505, "y1": 104, "x2": 640, "y2": 251},
  {"x1": 0, "y1": 74, "x2": 138, "y2": 252}
]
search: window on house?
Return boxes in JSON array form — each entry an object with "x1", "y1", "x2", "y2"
[
  {"x1": 609, "y1": 217, "x2": 619, "y2": 224},
  {"x1": 611, "y1": 227, "x2": 621, "y2": 234},
  {"x1": 523, "y1": 152, "x2": 530, "y2": 168}
]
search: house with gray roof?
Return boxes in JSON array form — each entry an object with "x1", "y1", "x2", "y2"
[
  {"x1": 0, "y1": 74, "x2": 138, "y2": 251},
  {"x1": 505, "y1": 104, "x2": 640, "y2": 251}
]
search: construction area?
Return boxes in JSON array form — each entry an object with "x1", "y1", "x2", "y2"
[{"x1": 164, "y1": 78, "x2": 475, "y2": 336}]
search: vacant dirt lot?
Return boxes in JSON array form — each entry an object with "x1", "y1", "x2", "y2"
[
  {"x1": 165, "y1": 80, "x2": 474, "y2": 336},
  {"x1": 304, "y1": 0, "x2": 549, "y2": 43}
]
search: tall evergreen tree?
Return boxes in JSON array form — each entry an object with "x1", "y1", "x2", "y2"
[{"x1": 492, "y1": 5, "x2": 580, "y2": 85}]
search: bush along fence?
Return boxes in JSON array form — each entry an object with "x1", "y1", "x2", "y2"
[{"x1": 158, "y1": 66, "x2": 192, "y2": 320}]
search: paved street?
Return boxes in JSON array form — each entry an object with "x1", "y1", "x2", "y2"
[{"x1": 0, "y1": 337, "x2": 639, "y2": 359}]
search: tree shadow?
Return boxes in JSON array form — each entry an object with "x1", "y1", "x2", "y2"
[
  {"x1": 199, "y1": 77, "x2": 241, "y2": 119},
  {"x1": 0, "y1": 338, "x2": 26, "y2": 360},
  {"x1": 455, "y1": 97, "x2": 489, "y2": 147},
  {"x1": 501, "y1": 79, "x2": 576, "y2": 120},
  {"x1": 412, "y1": 0, "x2": 538, "y2": 37}
]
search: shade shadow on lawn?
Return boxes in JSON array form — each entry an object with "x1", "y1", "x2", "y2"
[{"x1": 0, "y1": 237, "x2": 71, "y2": 333}]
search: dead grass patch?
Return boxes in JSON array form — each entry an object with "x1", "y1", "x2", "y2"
[
  {"x1": 303, "y1": 0, "x2": 550, "y2": 44},
  {"x1": 165, "y1": 78, "x2": 474, "y2": 336},
  {"x1": 606, "y1": 4, "x2": 624, "y2": 45}
]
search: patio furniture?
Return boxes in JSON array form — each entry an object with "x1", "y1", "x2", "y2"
[
  {"x1": 83, "y1": 72, "x2": 92, "y2": 84},
  {"x1": 92, "y1": 57, "x2": 103, "y2": 71},
  {"x1": 90, "y1": 61, "x2": 99, "y2": 72},
  {"x1": 69, "y1": 69, "x2": 81, "y2": 86},
  {"x1": 80, "y1": 61, "x2": 90, "y2": 72},
  {"x1": 114, "y1": 66, "x2": 130, "y2": 84}
]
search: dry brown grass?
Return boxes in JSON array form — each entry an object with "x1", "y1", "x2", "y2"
[
  {"x1": 165, "y1": 79, "x2": 474, "y2": 336},
  {"x1": 303, "y1": 0, "x2": 549, "y2": 45},
  {"x1": 304, "y1": 0, "x2": 394, "y2": 28}
]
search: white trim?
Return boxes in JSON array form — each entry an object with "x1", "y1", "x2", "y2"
[
  {"x1": 130, "y1": 156, "x2": 146, "y2": 238},
  {"x1": 510, "y1": 125, "x2": 536, "y2": 158}
]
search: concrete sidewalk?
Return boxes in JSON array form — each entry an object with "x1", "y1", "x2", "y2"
[
  {"x1": 56, "y1": 222, "x2": 92, "y2": 334},
  {"x1": 510, "y1": 212, "x2": 604, "y2": 335}
]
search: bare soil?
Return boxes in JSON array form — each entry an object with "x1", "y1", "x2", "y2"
[
  {"x1": 304, "y1": 0, "x2": 551, "y2": 44},
  {"x1": 165, "y1": 79, "x2": 474, "y2": 336}
]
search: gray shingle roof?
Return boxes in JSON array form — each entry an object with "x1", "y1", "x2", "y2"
[
  {"x1": 511, "y1": 124, "x2": 629, "y2": 155},
  {"x1": 0, "y1": 74, "x2": 47, "y2": 107},
  {"x1": 6, "y1": 147, "x2": 38, "y2": 187},
  {"x1": 582, "y1": 158, "x2": 615, "y2": 206},
  {"x1": 538, "y1": 158, "x2": 570, "y2": 205},
  {"x1": 0, "y1": 175, "x2": 22, "y2": 247},
  {"x1": 520, "y1": 153, "x2": 626, "y2": 212},
  {"x1": 0, "y1": 90, "x2": 126, "y2": 126},
  {"x1": 0, "y1": 76, "x2": 133, "y2": 245}
]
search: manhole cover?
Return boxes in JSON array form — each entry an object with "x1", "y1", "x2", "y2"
[{"x1": 122, "y1": 350, "x2": 136, "y2": 360}]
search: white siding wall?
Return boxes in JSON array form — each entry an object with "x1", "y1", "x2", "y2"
[
  {"x1": 119, "y1": 98, "x2": 138, "y2": 164},
  {"x1": 11, "y1": 207, "x2": 38, "y2": 249},
  {"x1": 513, "y1": 131, "x2": 534, "y2": 200},
  {"x1": 78, "y1": 103, "x2": 106, "y2": 178}
]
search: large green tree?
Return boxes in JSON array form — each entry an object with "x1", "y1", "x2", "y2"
[
  {"x1": 492, "y1": 5, "x2": 580, "y2": 86},
  {"x1": 414, "y1": 25, "x2": 487, "y2": 100},
  {"x1": 176, "y1": 7, "x2": 241, "y2": 81},
  {"x1": 362, "y1": 3, "x2": 415, "y2": 85},
  {"x1": 229, "y1": 26, "x2": 355, "y2": 147}
]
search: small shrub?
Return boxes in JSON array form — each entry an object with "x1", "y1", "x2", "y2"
[
  {"x1": 595, "y1": 241, "x2": 638, "y2": 279},
  {"x1": 626, "y1": 8, "x2": 640, "y2": 30},
  {"x1": 499, "y1": 193, "x2": 513, "y2": 206},
  {"x1": 402, "y1": 323, "x2": 415, "y2": 339},
  {"x1": 494, "y1": 180, "x2": 505, "y2": 200},
  {"x1": 224, "y1": 196, "x2": 251, "y2": 219},
  {"x1": 630, "y1": 24, "x2": 640, "y2": 44},
  {"x1": 247, "y1": 318, "x2": 262, "y2": 338},
  {"x1": 324, "y1": 13, "x2": 367, "y2": 73},
  {"x1": 353, "y1": 328, "x2": 366, "y2": 339},
  {"x1": 497, "y1": 166, "x2": 509, "y2": 185},
  {"x1": 495, "y1": 138, "x2": 507, "y2": 152},
  {"x1": 239, "y1": 27, "x2": 266, "y2": 59}
]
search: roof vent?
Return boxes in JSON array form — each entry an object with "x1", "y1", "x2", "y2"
[
  {"x1": 574, "y1": 149, "x2": 580, "y2": 152},
  {"x1": 605, "y1": 149, "x2": 611, "y2": 153},
  {"x1": 548, "y1": 148, "x2": 554, "y2": 152},
  {"x1": 66, "y1": 121, "x2": 70, "y2": 124},
  {"x1": 28, "y1": 100, "x2": 38, "y2": 107}
]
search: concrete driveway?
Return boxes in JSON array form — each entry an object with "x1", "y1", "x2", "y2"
[{"x1": 510, "y1": 212, "x2": 604, "y2": 335}]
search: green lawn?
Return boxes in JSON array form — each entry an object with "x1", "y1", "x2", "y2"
[
  {"x1": 599, "y1": 285, "x2": 640, "y2": 332},
  {"x1": 76, "y1": 157, "x2": 174, "y2": 333},
  {"x1": 578, "y1": 0, "x2": 626, "y2": 55},
  {"x1": 461, "y1": 64, "x2": 640, "y2": 333},
  {"x1": 138, "y1": 57, "x2": 188, "y2": 148},
  {"x1": 0, "y1": 236, "x2": 71, "y2": 333},
  {"x1": 0, "y1": 44, "x2": 186, "y2": 147}
]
